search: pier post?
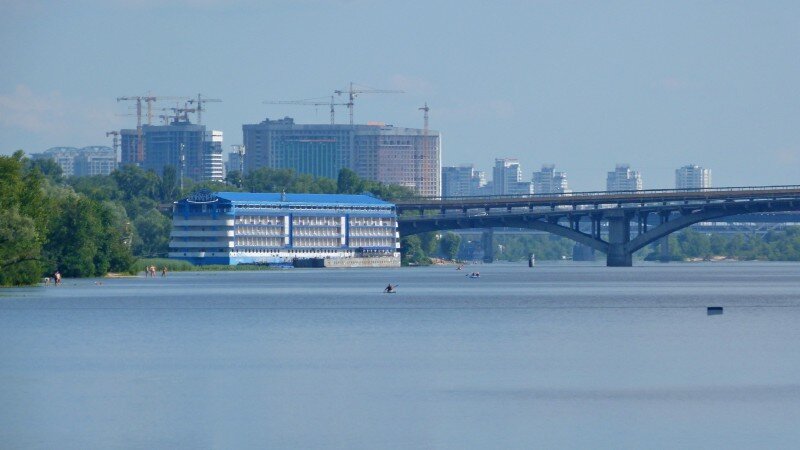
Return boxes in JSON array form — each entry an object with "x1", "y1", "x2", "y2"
[
  {"x1": 659, "y1": 237, "x2": 670, "y2": 262},
  {"x1": 606, "y1": 214, "x2": 632, "y2": 267},
  {"x1": 482, "y1": 229, "x2": 494, "y2": 263}
]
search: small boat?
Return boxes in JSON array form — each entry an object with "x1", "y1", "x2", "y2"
[
  {"x1": 707, "y1": 306, "x2": 723, "y2": 315},
  {"x1": 467, "y1": 272, "x2": 480, "y2": 279}
]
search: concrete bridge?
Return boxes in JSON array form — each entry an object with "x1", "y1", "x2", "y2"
[{"x1": 395, "y1": 185, "x2": 800, "y2": 266}]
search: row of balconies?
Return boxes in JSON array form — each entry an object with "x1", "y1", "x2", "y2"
[
  {"x1": 348, "y1": 224, "x2": 395, "y2": 230},
  {"x1": 349, "y1": 232, "x2": 395, "y2": 238},
  {"x1": 170, "y1": 230, "x2": 235, "y2": 237},
  {"x1": 173, "y1": 219, "x2": 235, "y2": 227},
  {"x1": 169, "y1": 241, "x2": 235, "y2": 248},
  {"x1": 235, "y1": 226, "x2": 284, "y2": 235},
  {"x1": 236, "y1": 217, "x2": 284, "y2": 225},
  {"x1": 292, "y1": 220, "x2": 340, "y2": 226},
  {"x1": 236, "y1": 239, "x2": 285, "y2": 247},
  {"x1": 293, "y1": 230, "x2": 341, "y2": 237}
]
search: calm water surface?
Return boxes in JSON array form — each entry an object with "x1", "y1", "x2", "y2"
[{"x1": 2, "y1": 262, "x2": 800, "y2": 449}]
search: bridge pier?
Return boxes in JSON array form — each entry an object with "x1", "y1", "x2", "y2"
[
  {"x1": 482, "y1": 229, "x2": 494, "y2": 263},
  {"x1": 659, "y1": 237, "x2": 671, "y2": 262},
  {"x1": 607, "y1": 214, "x2": 633, "y2": 267}
]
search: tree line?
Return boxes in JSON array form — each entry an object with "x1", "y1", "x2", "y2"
[{"x1": 642, "y1": 227, "x2": 800, "y2": 262}]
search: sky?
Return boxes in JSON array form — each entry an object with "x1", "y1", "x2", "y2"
[{"x1": 1, "y1": 0, "x2": 799, "y2": 191}]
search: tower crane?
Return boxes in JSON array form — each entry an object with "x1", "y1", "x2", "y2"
[
  {"x1": 334, "y1": 82, "x2": 404, "y2": 125},
  {"x1": 169, "y1": 106, "x2": 197, "y2": 122},
  {"x1": 187, "y1": 93, "x2": 221, "y2": 125},
  {"x1": 144, "y1": 95, "x2": 188, "y2": 125},
  {"x1": 116, "y1": 96, "x2": 145, "y2": 162},
  {"x1": 263, "y1": 96, "x2": 348, "y2": 125},
  {"x1": 117, "y1": 94, "x2": 188, "y2": 161}
]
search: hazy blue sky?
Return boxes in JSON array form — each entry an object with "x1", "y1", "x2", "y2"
[{"x1": 2, "y1": 0, "x2": 798, "y2": 190}]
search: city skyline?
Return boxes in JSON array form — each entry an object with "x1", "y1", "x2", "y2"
[{"x1": 2, "y1": 1, "x2": 799, "y2": 191}]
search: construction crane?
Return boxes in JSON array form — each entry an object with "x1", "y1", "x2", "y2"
[
  {"x1": 334, "y1": 82, "x2": 404, "y2": 125},
  {"x1": 144, "y1": 95, "x2": 188, "y2": 125},
  {"x1": 187, "y1": 94, "x2": 221, "y2": 125},
  {"x1": 263, "y1": 96, "x2": 348, "y2": 125},
  {"x1": 116, "y1": 96, "x2": 145, "y2": 162},
  {"x1": 117, "y1": 94, "x2": 188, "y2": 161},
  {"x1": 170, "y1": 106, "x2": 197, "y2": 123},
  {"x1": 105, "y1": 131, "x2": 120, "y2": 162}
]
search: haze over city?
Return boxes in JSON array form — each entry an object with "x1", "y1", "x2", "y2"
[{"x1": 2, "y1": 0, "x2": 799, "y2": 190}]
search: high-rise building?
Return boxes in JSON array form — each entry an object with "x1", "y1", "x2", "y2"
[
  {"x1": 675, "y1": 164, "x2": 711, "y2": 189},
  {"x1": 119, "y1": 129, "x2": 140, "y2": 166},
  {"x1": 606, "y1": 164, "x2": 643, "y2": 191},
  {"x1": 492, "y1": 158, "x2": 533, "y2": 195},
  {"x1": 120, "y1": 120, "x2": 224, "y2": 182},
  {"x1": 226, "y1": 149, "x2": 244, "y2": 177},
  {"x1": 442, "y1": 165, "x2": 486, "y2": 197},
  {"x1": 242, "y1": 117, "x2": 441, "y2": 196},
  {"x1": 203, "y1": 131, "x2": 225, "y2": 181},
  {"x1": 32, "y1": 146, "x2": 117, "y2": 177},
  {"x1": 532, "y1": 164, "x2": 571, "y2": 194}
]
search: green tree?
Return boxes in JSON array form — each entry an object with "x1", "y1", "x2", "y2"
[
  {"x1": 0, "y1": 207, "x2": 43, "y2": 286},
  {"x1": 112, "y1": 164, "x2": 159, "y2": 201},
  {"x1": 439, "y1": 232, "x2": 462, "y2": 260},
  {"x1": 400, "y1": 235, "x2": 431, "y2": 266},
  {"x1": 69, "y1": 174, "x2": 122, "y2": 202},
  {"x1": 132, "y1": 209, "x2": 172, "y2": 257},
  {"x1": 0, "y1": 152, "x2": 51, "y2": 285},
  {"x1": 26, "y1": 157, "x2": 63, "y2": 184},
  {"x1": 45, "y1": 196, "x2": 103, "y2": 277},
  {"x1": 337, "y1": 168, "x2": 362, "y2": 194},
  {"x1": 159, "y1": 165, "x2": 180, "y2": 202},
  {"x1": 419, "y1": 232, "x2": 439, "y2": 255},
  {"x1": 225, "y1": 169, "x2": 243, "y2": 188}
]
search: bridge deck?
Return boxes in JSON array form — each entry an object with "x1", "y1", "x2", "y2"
[{"x1": 396, "y1": 185, "x2": 800, "y2": 212}]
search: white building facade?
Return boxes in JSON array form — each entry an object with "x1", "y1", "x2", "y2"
[
  {"x1": 493, "y1": 158, "x2": 534, "y2": 195},
  {"x1": 532, "y1": 164, "x2": 572, "y2": 194},
  {"x1": 606, "y1": 164, "x2": 643, "y2": 191},
  {"x1": 169, "y1": 191, "x2": 400, "y2": 267},
  {"x1": 675, "y1": 164, "x2": 711, "y2": 189},
  {"x1": 441, "y1": 165, "x2": 487, "y2": 197}
]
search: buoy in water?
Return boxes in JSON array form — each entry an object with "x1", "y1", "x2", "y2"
[{"x1": 707, "y1": 306, "x2": 723, "y2": 315}]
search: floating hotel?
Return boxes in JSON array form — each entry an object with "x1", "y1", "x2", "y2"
[{"x1": 169, "y1": 190, "x2": 400, "y2": 267}]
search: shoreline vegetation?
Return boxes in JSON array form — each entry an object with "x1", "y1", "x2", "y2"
[
  {"x1": 3, "y1": 150, "x2": 800, "y2": 286},
  {"x1": 1, "y1": 151, "x2": 414, "y2": 286}
]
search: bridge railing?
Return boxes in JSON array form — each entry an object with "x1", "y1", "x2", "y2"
[{"x1": 396, "y1": 184, "x2": 800, "y2": 206}]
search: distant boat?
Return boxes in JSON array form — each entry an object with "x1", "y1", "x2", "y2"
[
  {"x1": 467, "y1": 273, "x2": 480, "y2": 279},
  {"x1": 707, "y1": 306, "x2": 723, "y2": 315}
]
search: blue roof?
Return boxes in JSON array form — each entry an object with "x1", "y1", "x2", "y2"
[{"x1": 214, "y1": 192, "x2": 394, "y2": 206}]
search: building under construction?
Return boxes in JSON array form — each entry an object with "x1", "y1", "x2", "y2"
[
  {"x1": 121, "y1": 121, "x2": 224, "y2": 182},
  {"x1": 242, "y1": 117, "x2": 441, "y2": 196}
]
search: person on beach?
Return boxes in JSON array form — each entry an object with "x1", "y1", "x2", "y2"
[
  {"x1": 161, "y1": 266, "x2": 167, "y2": 277},
  {"x1": 54, "y1": 270, "x2": 61, "y2": 286}
]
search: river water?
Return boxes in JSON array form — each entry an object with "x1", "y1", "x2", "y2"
[{"x1": 1, "y1": 262, "x2": 799, "y2": 449}]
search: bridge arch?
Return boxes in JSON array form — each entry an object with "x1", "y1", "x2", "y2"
[{"x1": 397, "y1": 195, "x2": 800, "y2": 266}]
